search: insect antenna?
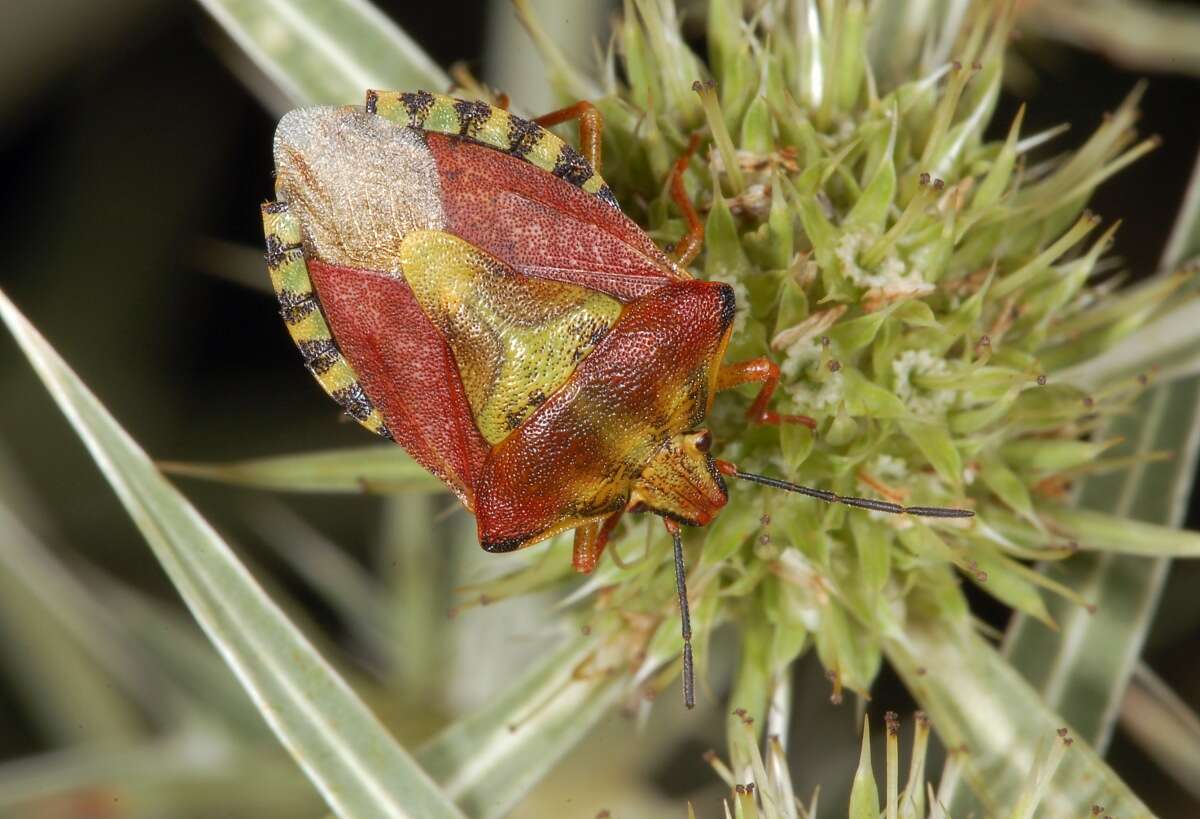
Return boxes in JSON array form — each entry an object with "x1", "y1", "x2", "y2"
[
  {"x1": 724, "y1": 467, "x2": 974, "y2": 518},
  {"x1": 665, "y1": 520, "x2": 695, "y2": 709}
]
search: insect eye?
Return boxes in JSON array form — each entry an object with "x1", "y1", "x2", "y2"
[{"x1": 693, "y1": 431, "x2": 712, "y2": 453}]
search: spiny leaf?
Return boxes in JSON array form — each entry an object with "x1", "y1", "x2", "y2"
[
  {"x1": 0, "y1": 288, "x2": 466, "y2": 819},
  {"x1": 1001, "y1": 149, "x2": 1200, "y2": 768},
  {"x1": 887, "y1": 617, "x2": 1156, "y2": 819},
  {"x1": 195, "y1": 0, "x2": 448, "y2": 110},
  {"x1": 416, "y1": 634, "x2": 637, "y2": 819},
  {"x1": 161, "y1": 446, "x2": 443, "y2": 494}
]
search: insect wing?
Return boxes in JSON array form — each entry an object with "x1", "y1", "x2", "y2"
[
  {"x1": 426, "y1": 134, "x2": 684, "y2": 302},
  {"x1": 269, "y1": 106, "x2": 489, "y2": 503},
  {"x1": 369, "y1": 90, "x2": 688, "y2": 302},
  {"x1": 307, "y1": 258, "x2": 489, "y2": 504}
]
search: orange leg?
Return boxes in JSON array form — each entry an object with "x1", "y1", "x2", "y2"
[
  {"x1": 571, "y1": 510, "x2": 624, "y2": 573},
  {"x1": 535, "y1": 101, "x2": 603, "y2": 174},
  {"x1": 669, "y1": 133, "x2": 705, "y2": 267},
  {"x1": 717, "y1": 358, "x2": 817, "y2": 428}
]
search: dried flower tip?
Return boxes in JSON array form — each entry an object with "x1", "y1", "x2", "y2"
[
  {"x1": 885, "y1": 711, "x2": 900, "y2": 736},
  {"x1": 827, "y1": 669, "x2": 844, "y2": 705}
]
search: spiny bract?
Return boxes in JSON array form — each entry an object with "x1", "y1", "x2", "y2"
[{"x1": 461, "y1": 0, "x2": 1166, "y2": 742}]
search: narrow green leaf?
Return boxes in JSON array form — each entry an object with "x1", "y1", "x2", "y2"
[
  {"x1": 987, "y1": 147, "x2": 1200, "y2": 819},
  {"x1": 997, "y1": 379, "x2": 1200, "y2": 779},
  {"x1": 702, "y1": 495, "x2": 765, "y2": 567},
  {"x1": 380, "y1": 493, "x2": 450, "y2": 704},
  {"x1": 162, "y1": 446, "x2": 443, "y2": 494},
  {"x1": 1025, "y1": 0, "x2": 1200, "y2": 77},
  {"x1": 195, "y1": 0, "x2": 448, "y2": 109},
  {"x1": 99, "y1": 577, "x2": 271, "y2": 735},
  {"x1": 248, "y1": 501, "x2": 397, "y2": 658},
  {"x1": 1120, "y1": 663, "x2": 1200, "y2": 801},
  {"x1": 0, "y1": 499, "x2": 148, "y2": 743},
  {"x1": 978, "y1": 461, "x2": 1036, "y2": 522},
  {"x1": 900, "y1": 420, "x2": 963, "y2": 488},
  {"x1": 1036, "y1": 504, "x2": 1200, "y2": 557},
  {"x1": 0, "y1": 738, "x2": 317, "y2": 815},
  {"x1": 728, "y1": 620, "x2": 771, "y2": 775},
  {"x1": 417, "y1": 634, "x2": 634, "y2": 819},
  {"x1": 842, "y1": 367, "x2": 909, "y2": 418},
  {"x1": 815, "y1": 598, "x2": 881, "y2": 696},
  {"x1": 0, "y1": 288, "x2": 466, "y2": 819},
  {"x1": 966, "y1": 545, "x2": 1055, "y2": 628},
  {"x1": 1057, "y1": 295, "x2": 1200, "y2": 388},
  {"x1": 849, "y1": 515, "x2": 890, "y2": 597},
  {"x1": 887, "y1": 618, "x2": 1156, "y2": 818}
]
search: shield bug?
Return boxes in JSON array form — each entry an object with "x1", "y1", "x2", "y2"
[{"x1": 262, "y1": 91, "x2": 973, "y2": 707}]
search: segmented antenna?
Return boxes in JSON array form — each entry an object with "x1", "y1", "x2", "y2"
[
  {"x1": 726, "y1": 467, "x2": 974, "y2": 518},
  {"x1": 668, "y1": 522, "x2": 695, "y2": 709}
]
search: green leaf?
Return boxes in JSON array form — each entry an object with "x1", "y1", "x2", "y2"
[
  {"x1": 161, "y1": 446, "x2": 444, "y2": 494},
  {"x1": 0, "y1": 288, "x2": 466, "y2": 819},
  {"x1": 416, "y1": 634, "x2": 633, "y2": 819},
  {"x1": 195, "y1": 0, "x2": 448, "y2": 109},
  {"x1": 886, "y1": 618, "x2": 1156, "y2": 819}
]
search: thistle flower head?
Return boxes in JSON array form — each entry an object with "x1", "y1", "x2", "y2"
[
  {"x1": 711, "y1": 711, "x2": 1075, "y2": 819},
  {"x1": 467, "y1": 0, "x2": 1170, "y2": 730}
]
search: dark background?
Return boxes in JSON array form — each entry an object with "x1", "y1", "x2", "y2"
[{"x1": 0, "y1": 1, "x2": 1198, "y2": 815}]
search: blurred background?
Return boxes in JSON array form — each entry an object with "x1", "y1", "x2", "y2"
[{"x1": 1, "y1": 1, "x2": 1199, "y2": 816}]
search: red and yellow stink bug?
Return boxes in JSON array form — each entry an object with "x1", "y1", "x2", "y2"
[{"x1": 261, "y1": 91, "x2": 972, "y2": 707}]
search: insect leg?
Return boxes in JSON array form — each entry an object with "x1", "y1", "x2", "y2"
[
  {"x1": 534, "y1": 101, "x2": 603, "y2": 174},
  {"x1": 716, "y1": 358, "x2": 817, "y2": 428},
  {"x1": 570, "y1": 510, "x2": 624, "y2": 573},
  {"x1": 669, "y1": 133, "x2": 705, "y2": 267}
]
